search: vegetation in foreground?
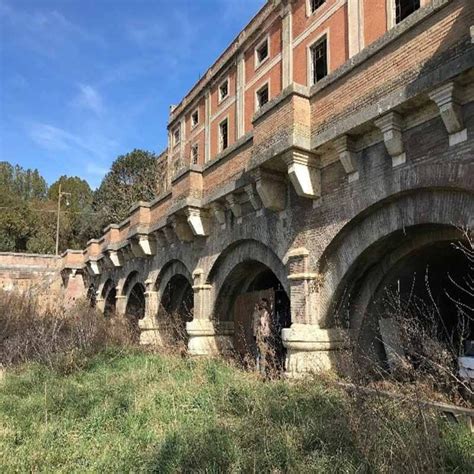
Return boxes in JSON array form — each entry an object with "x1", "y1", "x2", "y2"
[{"x1": 1, "y1": 348, "x2": 472, "y2": 473}]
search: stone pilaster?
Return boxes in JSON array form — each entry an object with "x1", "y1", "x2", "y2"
[
  {"x1": 186, "y1": 269, "x2": 233, "y2": 356},
  {"x1": 236, "y1": 53, "x2": 245, "y2": 139},
  {"x1": 115, "y1": 293, "x2": 127, "y2": 316},
  {"x1": 281, "y1": 1, "x2": 293, "y2": 89},
  {"x1": 139, "y1": 279, "x2": 162, "y2": 345},
  {"x1": 282, "y1": 248, "x2": 349, "y2": 377},
  {"x1": 205, "y1": 88, "x2": 211, "y2": 162},
  {"x1": 348, "y1": 0, "x2": 363, "y2": 58}
]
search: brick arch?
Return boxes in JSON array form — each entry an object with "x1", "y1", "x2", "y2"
[
  {"x1": 318, "y1": 187, "x2": 474, "y2": 327},
  {"x1": 100, "y1": 278, "x2": 116, "y2": 300},
  {"x1": 206, "y1": 238, "x2": 289, "y2": 297},
  {"x1": 155, "y1": 259, "x2": 193, "y2": 297}
]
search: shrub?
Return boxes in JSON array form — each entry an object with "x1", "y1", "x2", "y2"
[{"x1": 0, "y1": 290, "x2": 133, "y2": 372}]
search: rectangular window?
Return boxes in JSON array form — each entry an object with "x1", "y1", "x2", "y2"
[
  {"x1": 191, "y1": 109, "x2": 199, "y2": 128},
  {"x1": 191, "y1": 144, "x2": 199, "y2": 164},
  {"x1": 395, "y1": 0, "x2": 420, "y2": 24},
  {"x1": 256, "y1": 84, "x2": 269, "y2": 110},
  {"x1": 219, "y1": 119, "x2": 229, "y2": 151},
  {"x1": 311, "y1": 36, "x2": 328, "y2": 84},
  {"x1": 255, "y1": 38, "x2": 269, "y2": 67},
  {"x1": 310, "y1": 0, "x2": 326, "y2": 13},
  {"x1": 219, "y1": 79, "x2": 229, "y2": 102},
  {"x1": 173, "y1": 127, "x2": 180, "y2": 146}
]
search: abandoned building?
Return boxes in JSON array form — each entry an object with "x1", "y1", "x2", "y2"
[{"x1": 1, "y1": 0, "x2": 473, "y2": 377}]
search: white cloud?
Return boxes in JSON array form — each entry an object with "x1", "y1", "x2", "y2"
[{"x1": 73, "y1": 84, "x2": 104, "y2": 116}]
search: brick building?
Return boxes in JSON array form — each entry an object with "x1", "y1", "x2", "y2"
[{"x1": 4, "y1": 0, "x2": 473, "y2": 376}]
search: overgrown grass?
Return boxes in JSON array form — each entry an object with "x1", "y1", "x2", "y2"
[{"x1": 1, "y1": 349, "x2": 472, "y2": 473}]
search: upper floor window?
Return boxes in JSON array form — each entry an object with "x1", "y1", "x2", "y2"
[
  {"x1": 191, "y1": 109, "x2": 199, "y2": 128},
  {"x1": 219, "y1": 79, "x2": 229, "y2": 102},
  {"x1": 255, "y1": 37, "x2": 269, "y2": 68},
  {"x1": 219, "y1": 119, "x2": 229, "y2": 152},
  {"x1": 256, "y1": 83, "x2": 269, "y2": 110},
  {"x1": 395, "y1": 0, "x2": 420, "y2": 24},
  {"x1": 172, "y1": 127, "x2": 180, "y2": 146},
  {"x1": 310, "y1": 0, "x2": 326, "y2": 14},
  {"x1": 310, "y1": 36, "x2": 328, "y2": 85},
  {"x1": 191, "y1": 144, "x2": 199, "y2": 164}
]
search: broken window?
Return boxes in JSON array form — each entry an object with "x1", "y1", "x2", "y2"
[
  {"x1": 191, "y1": 144, "x2": 199, "y2": 164},
  {"x1": 191, "y1": 109, "x2": 199, "y2": 127},
  {"x1": 395, "y1": 0, "x2": 420, "y2": 24},
  {"x1": 311, "y1": 36, "x2": 328, "y2": 84},
  {"x1": 255, "y1": 38, "x2": 269, "y2": 67},
  {"x1": 219, "y1": 119, "x2": 229, "y2": 151},
  {"x1": 310, "y1": 0, "x2": 326, "y2": 13},
  {"x1": 256, "y1": 84, "x2": 269, "y2": 110},
  {"x1": 173, "y1": 127, "x2": 180, "y2": 146},
  {"x1": 219, "y1": 79, "x2": 229, "y2": 102}
]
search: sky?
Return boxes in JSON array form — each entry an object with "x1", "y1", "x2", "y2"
[{"x1": 0, "y1": 0, "x2": 264, "y2": 188}]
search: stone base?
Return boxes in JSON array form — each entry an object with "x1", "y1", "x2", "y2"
[
  {"x1": 282, "y1": 324, "x2": 349, "y2": 378},
  {"x1": 186, "y1": 319, "x2": 234, "y2": 357}
]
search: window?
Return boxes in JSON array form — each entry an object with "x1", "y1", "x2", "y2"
[
  {"x1": 191, "y1": 144, "x2": 199, "y2": 164},
  {"x1": 310, "y1": 0, "x2": 326, "y2": 13},
  {"x1": 219, "y1": 119, "x2": 229, "y2": 151},
  {"x1": 173, "y1": 127, "x2": 180, "y2": 146},
  {"x1": 219, "y1": 79, "x2": 229, "y2": 102},
  {"x1": 255, "y1": 38, "x2": 269, "y2": 67},
  {"x1": 310, "y1": 36, "x2": 328, "y2": 84},
  {"x1": 191, "y1": 109, "x2": 199, "y2": 128},
  {"x1": 256, "y1": 84, "x2": 269, "y2": 110},
  {"x1": 395, "y1": 0, "x2": 420, "y2": 24}
]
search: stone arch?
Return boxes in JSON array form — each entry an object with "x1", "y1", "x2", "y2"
[
  {"x1": 207, "y1": 239, "x2": 290, "y2": 369},
  {"x1": 154, "y1": 259, "x2": 194, "y2": 346},
  {"x1": 101, "y1": 278, "x2": 117, "y2": 317},
  {"x1": 318, "y1": 187, "x2": 474, "y2": 369}
]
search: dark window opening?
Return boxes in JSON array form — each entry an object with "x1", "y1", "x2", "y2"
[
  {"x1": 220, "y1": 120, "x2": 229, "y2": 151},
  {"x1": 219, "y1": 80, "x2": 229, "y2": 101},
  {"x1": 311, "y1": 36, "x2": 328, "y2": 84},
  {"x1": 310, "y1": 0, "x2": 326, "y2": 13},
  {"x1": 191, "y1": 110, "x2": 199, "y2": 127},
  {"x1": 191, "y1": 144, "x2": 199, "y2": 164},
  {"x1": 395, "y1": 0, "x2": 420, "y2": 24},
  {"x1": 256, "y1": 39, "x2": 269, "y2": 66},
  {"x1": 256, "y1": 84, "x2": 269, "y2": 109}
]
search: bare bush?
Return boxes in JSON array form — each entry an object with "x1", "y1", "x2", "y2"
[{"x1": 0, "y1": 290, "x2": 133, "y2": 371}]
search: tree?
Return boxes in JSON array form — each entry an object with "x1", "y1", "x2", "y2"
[{"x1": 94, "y1": 149, "x2": 165, "y2": 226}]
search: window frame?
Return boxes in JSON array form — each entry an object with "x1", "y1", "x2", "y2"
[
  {"x1": 218, "y1": 77, "x2": 230, "y2": 104},
  {"x1": 307, "y1": 31, "x2": 329, "y2": 86},
  {"x1": 218, "y1": 117, "x2": 229, "y2": 152},
  {"x1": 191, "y1": 143, "x2": 199, "y2": 164},
  {"x1": 172, "y1": 126, "x2": 181, "y2": 147},
  {"x1": 386, "y1": 0, "x2": 421, "y2": 28},
  {"x1": 255, "y1": 81, "x2": 270, "y2": 112},
  {"x1": 191, "y1": 108, "x2": 199, "y2": 128},
  {"x1": 254, "y1": 35, "x2": 270, "y2": 69},
  {"x1": 306, "y1": 0, "x2": 327, "y2": 17}
]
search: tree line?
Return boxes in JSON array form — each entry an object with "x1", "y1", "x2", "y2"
[{"x1": 0, "y1": 149, "x2": 167, "y2": 254}]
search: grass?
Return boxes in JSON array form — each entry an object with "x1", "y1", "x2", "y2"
[{"x1": 1, "y1": 348, "x2": 472, "y2": 473}]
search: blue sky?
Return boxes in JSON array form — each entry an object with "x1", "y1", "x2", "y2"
[{"x1": 0, "y1": 0, "x2": 264, "y2": 188}]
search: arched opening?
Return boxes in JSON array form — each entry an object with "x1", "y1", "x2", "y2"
[
  {"x1": 215, "y1": 260, "x2": 290, "y2": 374},
  {"x1": 158, "y1": 274, "x2": 193, "y2": 348},
  {"x1": 102, "y1": 280, "x2": 116, "y2": 318},
  {"x1": 125, "y1": 282, "x2": 146, "y2": 340},
  {"x1": 332, "y1": 225, "x2": 473, "y2": 386},
  {"x1": 86, "y1": 284, "x2": 96, "y2": 308}
]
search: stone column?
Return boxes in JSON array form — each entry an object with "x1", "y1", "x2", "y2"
[
  {"x1": 282, "y1": 248, "x2": 349, "y2": 377},
  {"x1": 139, "y1": 279, "x2": 162, "y2": 345},
  {"x1": 95, "y1": 296, "x2": 105, "y2": 313},
  {"x1": 281, "y1": 1, "x2": 293, "y2": 89},
  {"x1": 186, "y1": 269, "x2": 233, "y2": 356}
]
